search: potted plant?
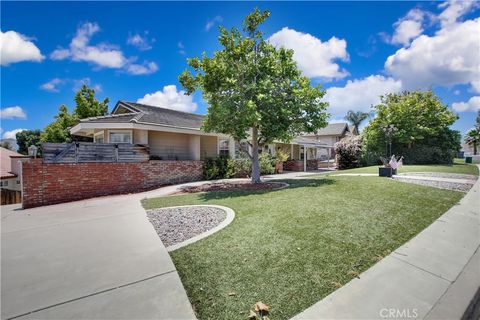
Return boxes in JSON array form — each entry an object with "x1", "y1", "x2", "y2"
[{"x1": 275, "y1": 149, "x2": 289, "y2": 173}]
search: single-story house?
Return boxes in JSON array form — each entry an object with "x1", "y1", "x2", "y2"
[
  {"x1": 70, "y1": 101, "x2": 334, "y2": 171},
  {"x1": 301, "y1": 122, "x2": 357, "y2": 159},
  {"x1": 0, "y1": 147, "x2": 26, "y2": 191}
]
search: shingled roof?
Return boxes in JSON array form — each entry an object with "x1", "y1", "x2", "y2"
[
  {"x1": 302, "y1": 123, "x2": 350, "y2": 136},
  {"x1": 79, "y1": 101, "x2": 205, "y2": 129}
]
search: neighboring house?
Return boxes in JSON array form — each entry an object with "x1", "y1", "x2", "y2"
[
  {"x1": 0, "y1": 147, "x2": 26, "y2": 191},
  {"x1": 302, "y1": 122, "x2": 356, "y2": 159},
  {"x1": 70, "y1": 101, "x2": 332, "y2": 171}
]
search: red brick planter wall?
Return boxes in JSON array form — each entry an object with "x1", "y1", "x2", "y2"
[
  {"x1": 21, "y1": 159, "x2": 203, "y2": 209},
  {"x1": 285, "y1": 160, "x2": 319, "y2": 171}
]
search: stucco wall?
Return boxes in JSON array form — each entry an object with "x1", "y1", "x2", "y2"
[
  {"x1": 200, "y1": 136, "x2": 218, "y2": 159},
  {"x1": 148, "y1": 131, "x2": 196, "y2": 160}
]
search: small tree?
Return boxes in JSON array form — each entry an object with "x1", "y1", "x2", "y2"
[
  {"x1": 465, "y1": 128, "x2": 480, "y2": 155},
  {"x1": 41, "y1": 85, "x2": 109, "y2": 143},
  {"x1": 16, "y1": 129, "x2": 42, "y2": 155},
  {"x1": 344, "y1": 110, "x2": 369, "y2": 134},
  {"x1": 179, "y1": 8, "x2": 329, "y2": 183},
  {"x1": 74, "y1": 84, "x2": 109, "y2": 119},
  {"x1": 334, "y1": 134, "x2": 362, "y2": 170}
]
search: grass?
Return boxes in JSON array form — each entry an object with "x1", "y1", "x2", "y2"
[
  {"x1": 142, "y1": 176, "x2": 464, "y2": 320},
  {"x1": 330, "y1": 158, "x2": 478, "y2": 176}
]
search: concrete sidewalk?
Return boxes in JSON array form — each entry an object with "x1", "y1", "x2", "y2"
[
  {"x1": 292, "y1": 168, "x2": 480, "y2": 319},
  {"x1": 1, "y1": 193, "x2": 196, "y2": 320}
]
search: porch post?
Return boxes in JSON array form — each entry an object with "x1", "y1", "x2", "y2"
[{"x1": 303, "y1": 145, "x2": 307, "y2": 172}]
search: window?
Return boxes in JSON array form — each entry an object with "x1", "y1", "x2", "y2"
[
  {"x1": 1, "y1": 181, "x2": 8, "y2": 187},
  {"x1": 108, "y1": 130, "x2": 132, "y2": 143},
  {"x1": 94, "y1": 131, "x2": 105, "y2": 143},
  {"x1": 219, "y1": 139, "x2": 229, "y2": 156}
]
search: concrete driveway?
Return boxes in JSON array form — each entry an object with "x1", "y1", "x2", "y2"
[{"x1": 1, "y1": 192, "x2": 196, "y2": 320}]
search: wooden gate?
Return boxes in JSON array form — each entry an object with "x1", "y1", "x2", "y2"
[{"x1": 1, "y1": 188, "x2": 22, "y2": 205}]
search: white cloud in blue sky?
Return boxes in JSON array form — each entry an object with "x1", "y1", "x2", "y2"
[
  {"x1": 137, "y1": 85, "x2": 198, "y2": 113},
  {"x1": 50, "y1": 22, "x2": 157, "y2": 75},
  {"x1": 0, "y1": 106, "x2": 27, "y2": 120},
  {"x1": 268, "y1": 27, "x2": 349, "y2": 80},
  {"x1": 452, "y1": 96, "x2": 480, "y2": 112},
  {"x1": 0, "y1": 30, "x2": 44, "y2": 65},
  {"x1": 127, "y1": 31, "x2": 155, "y2": 51},
  {"x1": 205, "y1": 16, "x2": 223, "y2": 32}
]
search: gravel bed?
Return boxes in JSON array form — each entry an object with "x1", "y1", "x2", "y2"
[
  {"x1": 147, "y1": 206, "x2": 227, "y2": 247},
  {"x1": 398, "y1": 172, "x2": 478, "y2": 181},
  {"x1": 393, "y1": 177, "x2": 474, "y2": 192}
]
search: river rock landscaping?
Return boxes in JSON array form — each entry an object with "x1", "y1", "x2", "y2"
[{"x1": 147, "y1": 206, "x2": 227, "y2": 247}]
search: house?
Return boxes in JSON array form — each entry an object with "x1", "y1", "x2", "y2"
[
  {"x1": 70, "y1": 101, "x2": 333, "y2": 171},
  {"x1": 302, "y1": 122, "x2": 356, "y2": 159},
  {"x1": 0, "y1": 147, "x2": 26, "y2": 191}
]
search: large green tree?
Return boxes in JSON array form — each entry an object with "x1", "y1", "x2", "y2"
[
  {"x1": 344, "y1": 110, "x2": 369, "y2": 134},
  {"x1": 16, "y1": 129, "x2": 43, "y2": 155},
  {"x1": 179, "y1": 8, "x2": 329, "y2": 183},
  {"x1": 363, "y1": 90, "x2": 460, "y2": 164},
  {"x1": 41, "y1": 85, "x2": 109, "y2": 143}
]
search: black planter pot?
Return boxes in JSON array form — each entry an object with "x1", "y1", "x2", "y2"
[{"x1": 379, "y1": 167, "x2": 397, "y2": 177}]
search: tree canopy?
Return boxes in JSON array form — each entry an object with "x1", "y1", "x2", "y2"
[
  {"x1": 41, "y1": 85, "x2": 109, "y2": 143},
  {"x1": 363, "y1": 90, "x2": 460, "y2": 164},
  {"x1": 179, "y1": 8, "x2": 329, "y2": 182},
  {"x1": 344, "y1": 110, "x2": 369, "y2": 134},
  {"x1": 16, "y1": 129, "x2": 42, "y2": 155}
]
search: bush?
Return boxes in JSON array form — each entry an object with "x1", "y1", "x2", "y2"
[
  {"x1": 334, "y1": 135, "x2": 362, "y2": 170},
  {"x1": 203, "y1": 156, "x2": 235, "y2": 180},
  {"x1": 232, "y1": 158, "x2": 251, "y2": 178},
  {"x1": 259, "y1": 153, "x2": 276, "y2": 175}
]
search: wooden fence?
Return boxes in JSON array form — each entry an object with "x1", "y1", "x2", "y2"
[
  {"x1": 1, "y1": 188, "x2": 21, "y2": 205},
  {"x1": 42, "y1": 142, "x2": 150, "y2": 163}
]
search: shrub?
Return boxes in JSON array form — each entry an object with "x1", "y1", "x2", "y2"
[
  {"x1": 334, "y1": 134, "x2": 362, "y2": 170},
  {"x1": 232, "y1": 158, "x2": 251, "y2": 178},
  {"x1": 259, "y1": 153, "x2": 276, "y2": 174},
  {"x1": 203, "y1": 156, "x2": 235, "y2": 180}
]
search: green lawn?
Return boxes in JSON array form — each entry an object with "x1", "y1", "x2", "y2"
[
  {"x1": 331, "y1": 158, "x2": 478, "y2": 176},
  {"x1": 142, "y1": 176, "x2": 463, "y2": 320}
]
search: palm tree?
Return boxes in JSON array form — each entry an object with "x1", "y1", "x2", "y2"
[
  {"x1": 465, "y1": 129, "x2": 480, "y2": 155},
  {"x1": 344, "y1": 110, "x2": 370, "y2": 134}
]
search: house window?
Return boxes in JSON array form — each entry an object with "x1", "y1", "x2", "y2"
[
  {"x1": 300, "y1": 146, "x2": 305, "y2": 160},
  {"x1": 219, "y1": 139, "x2": 229, "y2": 156},
  {"x1": 94, "y1": 131, "x2": 105, "y2": 143},
  {"x1": 1, "y1": 181, "x2": 8, "y2": 187},
  {"x1": 108, "y1": 130, "x2": 132, "y2": 143}
]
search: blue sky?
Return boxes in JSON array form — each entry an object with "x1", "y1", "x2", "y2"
[{"x1": 1, "y1": 1, "x2": 479, "y2": 140}]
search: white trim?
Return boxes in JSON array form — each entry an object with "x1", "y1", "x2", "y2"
[
  {"x1": 71, "y1": 122, "x2": 227, "y2": 138},
  {"x1": 93, "y1": 131, "x2": 105, "y2": 143},
  {"x1": 107, "y1": 129, "x2": 133, "y2": 144},
  {"x1": 165, "y1": 205, "x2": 235, "y2": 252}
]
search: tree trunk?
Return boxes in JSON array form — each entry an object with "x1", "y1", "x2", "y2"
[
  {"x1": 474, "y1": 143, "x2": 477, "y2": 155},
  {"x1": 251, "y1": 127, "x2": 261, "y2": 184}
]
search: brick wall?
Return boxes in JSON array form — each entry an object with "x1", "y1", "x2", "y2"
[
  {"x1": 22, "y1": 159, "x2": 203, "y2": 209},
  {"x1": 285, "y1": 159, "x2": 319, "y2": 171}
]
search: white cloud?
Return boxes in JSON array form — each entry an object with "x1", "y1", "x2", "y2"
[
  {"x1": 0, "y1": 30, "x2": 44, "y2": 66},
  {"x1": 127, "y1": 31, "x2": 155, "y2": 51},
  {"x1": 51, "y1": 22, "x2": 127, "y2": 68},
  {"x1": 268, "y1": 27, "x2": 349, "y2": 80},
  {"x1": 324, "y1": 75, "x2": 403, "y2": 117},
  {"x1": 178, "y1": 42, "x2": 186, "y2": 55},
  {"x1": 126, "y1": 61, "x2": 158, "y2": 75},
  {"x1": 205, "y1": 16, "x2": 223, "y2": 31},
  {"x1": 389, "y1": 9, "x2": 427, "y2": 46},
  {"x1": 40, "y1": 78, "x2": 64, "y2": 92},
  {"x1": 452, "y1": 96, "x2": 480, "y2": 112},
  {"x1": 0, "y1": 106, "x2": 27, "y2": 119},
  {"x1": 438, "y1": 0, "x2": 479, "y2": 28},
  {"x1": 50, "y1": 22, "x2": 158, "y2": 75},
  {"x1": 72, "y1": 78, "x2": 102, "y2": 92},
  {"x1": 385, "y1": 18, "x2": 480, "y2": 91},
  {"x1": 137, "y1": 85, "x2": 198, "y2": 113},
  {"x1": 2, "y1": 128, "x2": 27, "y2": 140}
]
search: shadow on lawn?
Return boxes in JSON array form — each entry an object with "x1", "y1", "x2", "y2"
[{"x1": 198, "y1": 178, "x2": 336, "y2": 201}]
